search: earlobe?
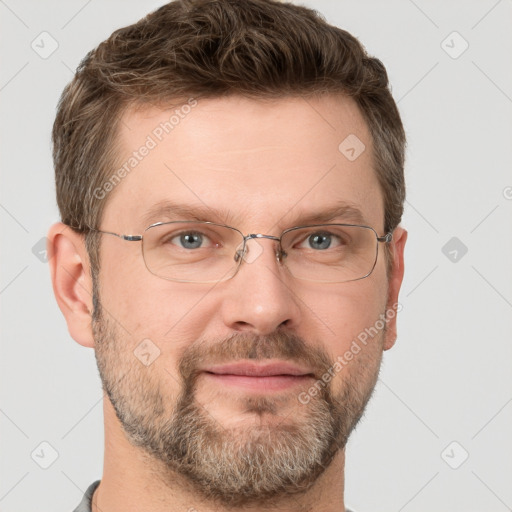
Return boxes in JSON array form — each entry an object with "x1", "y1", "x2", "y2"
[
  {"x1": 47, "y1": 222, "x2": 95, "y2": 348},
  {"x1": 383, "y1": 227, "x2": 407, "y2": 351}
]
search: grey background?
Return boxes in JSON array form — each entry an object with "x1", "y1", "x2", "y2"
[{"x1": 1, "y1": 1, "x2": 511, "y2": 511}]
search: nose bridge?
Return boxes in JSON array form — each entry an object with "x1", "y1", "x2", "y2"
[
  {"x1": 244, "y1": 233, "x2": 280, "y2": 242},
  {"x1": 222, "y1": 234, "x2": 300, "y2": 335},
  {"x1": 240, "y1": 233, "x2": 283, "y2": 266}
]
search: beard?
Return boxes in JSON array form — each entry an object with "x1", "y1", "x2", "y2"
[{"x1": 93, "y1": 296, "x2": 384, "y2": 508}]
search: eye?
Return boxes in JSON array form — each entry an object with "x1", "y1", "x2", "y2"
[
  {"x1": 297, "y1": 231, "x2": 344, "y2": 250},
  {"x1": 169, "y1": 231, "x2": 210, "y2": 249}
]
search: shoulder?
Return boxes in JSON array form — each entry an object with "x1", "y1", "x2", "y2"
[{"x1": 72, "y1": 480, "x2": 101, "y2": 512}]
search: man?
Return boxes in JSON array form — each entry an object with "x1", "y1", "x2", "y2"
[{"x1": 47, "y1": 0, "x2": 407, "y2": 510}]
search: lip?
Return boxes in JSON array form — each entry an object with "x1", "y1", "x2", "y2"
[
  {"x1": 200, "y1": 361, "x2": 315, "y2": 392},
  {"x1": 202, "y1": 361, "x2": 313, "y2": 377}
]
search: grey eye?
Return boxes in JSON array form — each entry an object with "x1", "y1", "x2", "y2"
[
  {"x1": 175, "y1": 232, "x2": 204, "y2": 249},
  {"x1": 307, "y1": 232, "x2": 332, "y2": 250}
]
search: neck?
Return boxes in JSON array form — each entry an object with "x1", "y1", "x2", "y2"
[{"x1": 93, "y1": 399, "x2": 347, "y2": 512}]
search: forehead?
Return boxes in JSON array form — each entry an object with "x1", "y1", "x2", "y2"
[{"x1": 103, "y1": 94, "x2": 384, "y2": 232}]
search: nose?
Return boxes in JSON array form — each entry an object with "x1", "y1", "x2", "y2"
[{"x1": 220, "y1": 238, "x2": 301, "y2": 335}]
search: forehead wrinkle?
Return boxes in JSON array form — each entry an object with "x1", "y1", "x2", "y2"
[{"x1": 177, "y1": 145, "x2": 293, "y2": 160}]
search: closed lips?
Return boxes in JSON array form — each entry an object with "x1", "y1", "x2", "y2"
[{"x1": 202, "y1": 362, "x2": 314, "y2": 377}]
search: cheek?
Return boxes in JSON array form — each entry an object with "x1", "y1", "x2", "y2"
[
  {"x1": 98, "y1": 249, "x2": 218, "y2": 361},
  {"x1": 321, "y1": 280, "x2": 388, "y2": 388},
  {"x1": 297, "y1": 277, "x2": 388, "y2": 393},
  {"x1": 301, "y1": 276, "x2": 388, "y2": 341}
]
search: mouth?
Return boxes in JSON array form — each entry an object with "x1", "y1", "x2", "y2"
[{"x1": 201, "y1": 361, "x2": 316, "y2": 392}]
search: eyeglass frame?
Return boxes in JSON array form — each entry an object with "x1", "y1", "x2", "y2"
[{"x1": 82, "y1": 220, "x2": 393, "y2": 284}]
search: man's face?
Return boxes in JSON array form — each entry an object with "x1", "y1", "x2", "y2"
[{"x1": 92, "y1": 94, "x2": 403, "y2": 506}]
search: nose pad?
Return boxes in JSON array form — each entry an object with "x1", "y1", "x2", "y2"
[
  {"x1": 234, "y1": 239, "x2": 265, "y2": 264},
  {"x1": 243, "y1": 238, "x2": 264, "y2": 263},
  {"x1": 276, "y1": 246, "x2": 287, "y2": 263},
  {"x1": 234, "y1": 240, "x2": 287, "y2": 267},
  {"x1": 234, "y1": 243, "x2": 246, "y2": 263}
]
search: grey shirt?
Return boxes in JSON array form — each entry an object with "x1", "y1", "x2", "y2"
[
  {"x1": 73, "y1": 481, "x2": 100, "y2": 512},
  {"x1": 73, "y1": 480, "x2": 355, "y2": 511}
]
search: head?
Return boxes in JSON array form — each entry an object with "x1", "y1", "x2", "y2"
[{"x1": 48, "y1": 0, "x2": 407, "y2": 508}]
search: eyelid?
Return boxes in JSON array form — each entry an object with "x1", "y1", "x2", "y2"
[
  {"x1": 287, "y1": 227, "x2": 345, "y2": 248},
  {"x1": 166, "y1": 226, "x2": 226, "y2": 250}
]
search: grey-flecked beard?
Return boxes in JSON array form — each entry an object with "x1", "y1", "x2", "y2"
[{"x1": 93, "y1": 294, "x2": 382, "y2": 508}]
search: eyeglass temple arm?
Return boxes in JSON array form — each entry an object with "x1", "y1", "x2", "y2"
[
  {"x1": 93, "y1": 229, "x2": 142, "y2": 242},
  {"x1": 377, "y1": 233, "x2": 393, "y2": 243}
]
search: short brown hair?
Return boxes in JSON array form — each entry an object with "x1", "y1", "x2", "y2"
[{"x1": 52, "y1": 0, "x2": 406, "y2": 278}]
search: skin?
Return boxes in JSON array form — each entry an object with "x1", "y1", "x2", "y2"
[{"x1": 48, "y1": 94, "x2": 407, "y2": 512}]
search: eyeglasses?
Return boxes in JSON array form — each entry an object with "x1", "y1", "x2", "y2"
[{"x1": 90, "y1": 221, "x2": 392, "y2": 284}]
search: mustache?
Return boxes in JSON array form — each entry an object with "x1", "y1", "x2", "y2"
[{"x1": 177, "y1": 331, "x2": 333, "y2": 384}]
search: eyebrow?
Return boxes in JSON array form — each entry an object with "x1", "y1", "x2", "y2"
[
  {"x1": 141, "y1": 200, "x2": 235, "y2": 227},
  {"x1": 140, "y1": 199, "x2": 369, "y2": 230}
]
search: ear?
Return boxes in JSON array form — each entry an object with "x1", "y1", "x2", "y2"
[
  {"x1": 47, "y1": 222, "x2": 95, "y2": 348},
  {"x1": 383, "y1": 226, "x2": 407, "y2": 351}
]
